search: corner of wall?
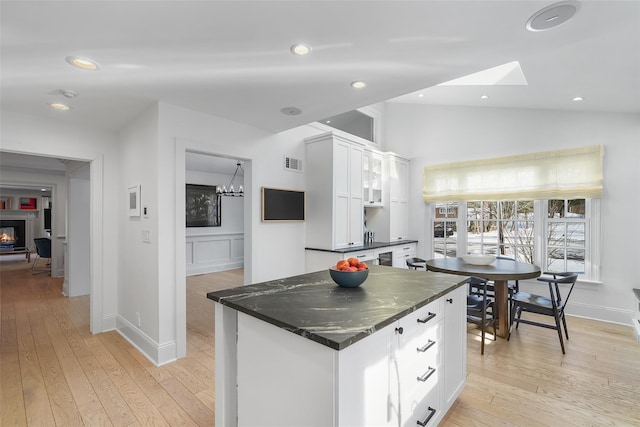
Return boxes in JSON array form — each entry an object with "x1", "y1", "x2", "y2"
[{"x1": 116, "y1": 315, "x2": 176, "y2": 367}]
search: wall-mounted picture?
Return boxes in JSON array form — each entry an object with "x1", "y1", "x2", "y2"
[
  {"x1": 19, "y1": 197, "x2": 37, "y2": 210},
  {"x1": 128, "y1": 185, "x2": 141, "y2": 217},
  {"x1": 0, "y1": 197, "x2": 11, "y2": 210},
  {"x1": 186, "y1": 184, "x2": 221, "y2": 227}
]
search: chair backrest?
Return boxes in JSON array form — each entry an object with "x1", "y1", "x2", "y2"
[
  {"x1": 406, "y1": 257, "x2": 426, "y2": 269},
  {"x1": 34, "y1": 238, "x2": 52, "y2": 258},
  {"x1": 538, "y1": 272, "x2": 578, "y2": 309}
]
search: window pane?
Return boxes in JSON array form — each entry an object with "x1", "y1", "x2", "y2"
[
  {"x1": 568, "y1": 199, "x2": 585, "y2": 217},
  {"x1": 501, "y1": 201, "x2": 516, "y2": 219},
  {"x1": 568, "y1": 249, "x2": 585, "y2": 273},
  {"x1": 547, "y1": 222, "x2": 566, "y2": 246},
  {"x1": 548, "y1": 199, "x2": 565, "y2": 218},
  {"x1": 567, "y1": 223, "x2": 585, "y2": 248}
]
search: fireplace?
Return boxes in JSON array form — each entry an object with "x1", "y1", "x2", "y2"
[{"x1": 0, "y1": 220, "x2": 26, "y2": 248}]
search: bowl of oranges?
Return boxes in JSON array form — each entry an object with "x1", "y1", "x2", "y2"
[{"x1": 329, "y1": 257, "x2": 369, "y2": 288}]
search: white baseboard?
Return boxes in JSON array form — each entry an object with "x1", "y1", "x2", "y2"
[
  {"x1": 187, "y1": 260, "x2": 244, "y2": 276},
  {"x1": 566, "y1": 301, "x2": 633, "y2": 327},
  {"x1": 116, "y1": 315, "x2": 177, "y2": 366},
  {"x1": 102, "y1": 314, "x2": 117, "y2": 331}
]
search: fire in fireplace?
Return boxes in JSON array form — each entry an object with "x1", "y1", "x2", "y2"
[
  {"x1": 0, "y1": 227, "x2": 17, "y2": 246},
  {"x1": 0, "y1": 221, "x2": 26, "y2": 248}
]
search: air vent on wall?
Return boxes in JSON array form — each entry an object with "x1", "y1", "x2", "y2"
[{"x1": 284, "y1": 156, "x2": 303, "y2": 172}]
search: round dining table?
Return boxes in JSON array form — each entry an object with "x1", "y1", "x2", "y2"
[{"x1": 425, "y1": 257, "x2": 541, "y2": 338}]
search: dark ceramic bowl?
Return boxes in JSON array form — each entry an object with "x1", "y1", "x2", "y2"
[{"x1": 329, "y1": 267, "x2": 369, "y2": 288}]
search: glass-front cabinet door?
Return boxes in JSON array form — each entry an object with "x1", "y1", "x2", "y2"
[{"x1": 364, "y1": 150, "x2": 383, "y2": 207}]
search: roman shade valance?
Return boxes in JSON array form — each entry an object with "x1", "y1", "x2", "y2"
[{"x1": 422, "y1": 145, "x2": 603, "y2": 202}]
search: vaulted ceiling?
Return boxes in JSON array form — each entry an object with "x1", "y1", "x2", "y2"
[{"x1": 2, "y1": 1, "x2": 638, "y2": 135}]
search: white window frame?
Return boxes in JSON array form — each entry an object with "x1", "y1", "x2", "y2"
[{"x1": 428, "y1": 199, "x2": 601, "y2": 282}]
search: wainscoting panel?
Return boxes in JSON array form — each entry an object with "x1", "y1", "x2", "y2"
[{"x1": 186, "y1": 232, "x2": 244, "y2": 276}]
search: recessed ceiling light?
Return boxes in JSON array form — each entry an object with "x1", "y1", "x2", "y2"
[
  {"x1": 573, "y1": 96, "x2": 584, "y2": 102},
  {"x1": 351, "y1": 81, "x2": 366, "y2": 89},
  {"x1": 526, "y1": 1, "x2": 580, "y2": 32},
  {"x1": 290, "y1": 43, "x2": 312, "y2": 56},
  {"x1": 418, "y1": 93, "x2": 425, "y2": 98},
  {"x1": 280, "y1": 106, "x2": 302, "y2": 116},
  {"x1": 41, "y1": 188, "x2": 47, "y2": 192},
  {"x1": 480, "y1": 95, "x2": 489, "y2": 99},
  {"x1": 49, "y1": 102, "x2": 71, "y2": 111},
  {"x1": 65, "y1": 56, "x2": 101, "y2": 71}
]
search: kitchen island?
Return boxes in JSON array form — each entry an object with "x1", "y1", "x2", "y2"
[{"x1": 207, "y1": 265, "x2": 468, "y2": 427}]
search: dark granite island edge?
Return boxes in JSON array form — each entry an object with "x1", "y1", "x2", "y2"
[{"x1": 207, "y1": 265, "x2": 468, "y2": 350}]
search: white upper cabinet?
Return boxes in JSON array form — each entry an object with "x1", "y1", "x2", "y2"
[
  {"x1": 367, "y1": 153, "x2": 410, "y2": 242},
  {"x1": 389, "y1": 155, "x2": 409, "y2": 241},
  {"x1": 363, "y1": 150, "x2": 383, "y2": 207},
  {"x1": 306, "y1": 133, "x2": 364, "y2": 250}
]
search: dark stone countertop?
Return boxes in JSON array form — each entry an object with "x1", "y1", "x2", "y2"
[
  {"x1": 207, "y1": 265, "x2": 467, "y2": 350},
  {"x1": 305, "y1": 240, "x2": 418, "y2": 254}
]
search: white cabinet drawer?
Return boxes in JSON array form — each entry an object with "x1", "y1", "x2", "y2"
[
  {"x1": 342, "y1": 250, "x2": 375, "y2": 262},
  {"x1": 404, "y1": 380, "x2": 441, "y2": 427}
]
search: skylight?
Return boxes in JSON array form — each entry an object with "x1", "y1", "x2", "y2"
[{"x1": 438, "y1": 61, "x2": 528, "y2": 86}]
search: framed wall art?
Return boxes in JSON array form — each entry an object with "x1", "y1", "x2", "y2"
[
  {"x1": 128, "y1": 185, "x2": 141, "y2": 217},
  {"x1": 186, "y1": 184, "x2": 221, "y2": 227},
  {"x1": 19, "y1": 197, "x2": 37, "y2": 210}
]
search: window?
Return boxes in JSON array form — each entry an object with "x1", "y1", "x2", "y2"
[
  {"x1": 466, "y1": 200, "x2": 534, "y2": 263},
  {"x1": 545, "y1": 199, "x2": 587, "y2": 274},
  {"x1": 430, "y1": 198, "x2": 599, "y2": 280},
  {"x1": 433, "y1": 202, "x2": 458, "y2": 258}
]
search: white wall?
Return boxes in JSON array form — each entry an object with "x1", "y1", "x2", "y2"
[
  {"x1": 68, "y1": 166, "x2": 90, "y2": 297},
  {"x1": 383, "y1": 103, "x2": 640, "y2": 325},
  {"x1": 1, "y1": 110, "x2": 120, "y2": 333},
  {"x1": 117, "y1": 104, "x2": 162, "y2": 360}
]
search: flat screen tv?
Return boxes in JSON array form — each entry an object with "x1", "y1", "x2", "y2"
[{"x1": 261, "y1": 187, "x2": 305, "y2": 222}]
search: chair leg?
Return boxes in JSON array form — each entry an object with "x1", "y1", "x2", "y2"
[
  {"x1": 553, "y1": 311, "x2": 566, "y2": 354},
  {"x1": 561, "y1": 312, "x2": 570, "y2": 340}
]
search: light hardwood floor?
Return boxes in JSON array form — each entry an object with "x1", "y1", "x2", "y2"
[{"x1": 2, "y1": 260, "x2": 639, "y2": 426}]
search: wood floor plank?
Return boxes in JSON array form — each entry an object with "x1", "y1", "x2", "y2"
[
  {"x1": 0, "y1": 350, "x2": 28, "y2": 426},
  {"x1": 98, "y1": 331, "x2": 199, "y2": 427},
  {"x1": 28, "y1": 312, "x2": 85, "y2": 426},
  {"x1": 89, "y1": 333, "x2": 171, "y2": 426},
  {"x1": 14, "y1": 300, "x2": 57, "y2": 426},
  {"x1": 77, "y1": 352, "x2": 139, "y2": 427}
]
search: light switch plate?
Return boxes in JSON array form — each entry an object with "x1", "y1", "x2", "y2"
[{"x1": 142, "y1": 229, "x2": 151, "y2": 243}]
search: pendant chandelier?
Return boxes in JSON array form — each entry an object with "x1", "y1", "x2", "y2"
[{"x1": 218, "y1": 161, "x2": 244, "y2": 197}]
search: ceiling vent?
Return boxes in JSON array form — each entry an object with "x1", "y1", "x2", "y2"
[{"x1": 284, "y1": 156, "x2": 303, "y2": 172}]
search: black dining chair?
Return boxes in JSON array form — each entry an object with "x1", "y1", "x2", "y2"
[
  {"x1": 406, "y1": 257, "x2": 426, "y2": 270},
  {"x1": 32, "y1": 237, "x2": 52, "y2": 275},
  {"x1": 508, "y1": 271, "x2": 578, "y2": 354},
  {"x1": 466, "y1": 277, "x2": 496, "y2": 354}
]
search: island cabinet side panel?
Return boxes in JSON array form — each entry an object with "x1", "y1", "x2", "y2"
[
  {"x1": 215, "y1": 303, "x2": 238, "y2": 427},
  {"x1": 443, "y1": 285, "x2": 467, "y2": 409},
  {"x1": 337, "y1": 322, "x2": 395, "y2": 426},
  {"x1": 236, "y1": 312, "x2": 337, "y2": 427}
]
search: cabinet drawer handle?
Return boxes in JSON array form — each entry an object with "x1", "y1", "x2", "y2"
[
  {"x1": 446, "y1": 298, "x2": 453, "y2": 304},
  {"x1": 417, "y1": 312, "x2": 436, "y2": 324},
  {"x1": 417, "y1": 339, "x2": 436, "y2": 353},
  {"x1": 417, "y1": 366, "x2": 436, "y2": 383},
  {"x1": 395, "y1": 327, "x2": 404, "y2": 335},
  {"x1": 417, "y1": 407, "x2": 437, "y2": 426}
]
